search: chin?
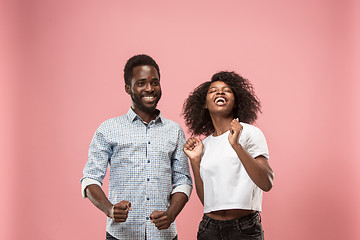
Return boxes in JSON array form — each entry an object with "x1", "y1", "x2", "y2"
[
  {"x1": 211, "y1": 108, "x2": 233, "y2": 116},
  {"x1": 140, "y1": 104, "x2": 158, "y2": 112}
]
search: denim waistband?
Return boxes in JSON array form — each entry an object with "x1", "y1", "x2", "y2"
[{"x1": 202, "y1": 211, "x2": 260, "y2": 228}]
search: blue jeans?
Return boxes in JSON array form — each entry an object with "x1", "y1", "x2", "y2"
[
  {"x1": 197, "y1": 212, "x2": 264, "y2": 240},
  {"x1": 106, "y1": 232, "x2": 178, "y2": 240}
]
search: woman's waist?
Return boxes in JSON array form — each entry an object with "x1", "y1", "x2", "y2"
[{"x1": 205, "y1": 209, "x2": 256, "y2": 220}]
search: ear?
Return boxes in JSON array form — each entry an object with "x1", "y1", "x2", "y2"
[{"x1": 125, "y1": 84, "x2": 131, "y2": 95}]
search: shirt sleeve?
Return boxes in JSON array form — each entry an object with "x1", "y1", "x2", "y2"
[
  {"x1": 245, "y1": 126, "x2": 269, "y2": 159},
  {"x1": 171, "y1": 127, "x2": 193, "y2": 199},
  {"x1": 171, "y1": 184, "x2": 192, "y2": 199},
  {"x1": 81, "y1": 123, "x2": 113, "y2": 196},
  {"x1": 81, "y1": 177, "x2": 102, "y2": 198}
]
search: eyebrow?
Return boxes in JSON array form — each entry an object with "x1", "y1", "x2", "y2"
[
  {"x1": 209, "y1": 86, "x2": 231, "y2": 90},
  {"x1": 135, "y1": 78, "x2": 159, "y2": 82}
]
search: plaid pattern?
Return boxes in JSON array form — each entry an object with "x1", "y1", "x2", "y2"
[{"x1": 82, "y1": 108, "x2": 192, "y2": 240}]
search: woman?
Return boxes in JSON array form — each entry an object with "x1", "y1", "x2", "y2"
[{"x1": 183, "y1": 71, "x2": 274, "y2": 240}]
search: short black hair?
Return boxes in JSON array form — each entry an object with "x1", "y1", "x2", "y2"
[
  {"x1": 123, "y1": 54, "x2": 160, "y2": 86},
  {"x1": 183, "y1": 71, "x2": 261, "y2": 136}
]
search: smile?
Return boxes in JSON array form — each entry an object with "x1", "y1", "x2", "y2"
[
  {"x1": 143, "y1": 96, "x2": 155, "y2": 100},
  {"x1": 141, "y1": 95, "x2": 158, "y2": 104},
  {"x1": 215, "y1": 97, "x2": 226, "y2": 105}
]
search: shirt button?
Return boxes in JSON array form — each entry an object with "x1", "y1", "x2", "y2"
[
  {"x1": 147, "y1": 160, "x2": 150, "y2": 163},
  {"x1": 147, "y1": 197, "x2": 150, "y2": 200},
  {"x1": 147, "y1": 178, "x2": 150, "y2": 181},
  {"x1": 148, "y1": 141, "x2": 151, "y2": 144},
  {"x1": 146, "y1": 217, "x2": 149, "y2": 220}
]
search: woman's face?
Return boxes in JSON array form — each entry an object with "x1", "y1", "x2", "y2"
[{"x1": 205, "y1": 81, "x2": 235, "y2": 117}]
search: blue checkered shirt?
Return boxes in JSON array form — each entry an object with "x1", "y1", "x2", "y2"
[{"x1": 82, "y1": 108, "x2": 192, "y2": 240}]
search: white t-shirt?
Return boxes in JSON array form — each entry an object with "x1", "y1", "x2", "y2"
[{"x1": 201, "y1": 122, "x2": 269, "y2": 213}]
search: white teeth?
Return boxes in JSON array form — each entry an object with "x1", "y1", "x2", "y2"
[
  {"x1": 143, "y1": 96, "x2": 154, "y2": 99},
  {"x1": 215, "y1": 97, "x2": 226, "y2": 104}
]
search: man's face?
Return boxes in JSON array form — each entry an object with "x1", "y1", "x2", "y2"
[{"x1": 126, "y1": 65, "x2": 162, "y2": 113}]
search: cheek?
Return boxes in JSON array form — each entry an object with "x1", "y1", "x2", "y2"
[
  {"x1": 131, "y1": 90, "x2": 141, "y2": 99},
  {"x1": 229, "y1": 98, "x2": 236, "y2": 109},
  {"x1": 132, "y1": 87, "x2": 142, "y2": 95},
  {"x1": 205, "y1": 96, "x2": 212, "y2": 108}
]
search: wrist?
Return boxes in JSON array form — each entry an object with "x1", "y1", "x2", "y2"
[
  {"x1": 190, "y1": 158, "x2": 201, "y2": 167},
  {"x1": 105, "y1": 204, "x2": 114, "y2": 218},
  {"x1": 230, "y1": 142, "x2": 241, "y2": 149},
  {"x1": 190, "y1": 155, "x2": 201, "y2": 162},
  {"x1": 165, "y1": 209, "x2": 176, "y2": 223}
]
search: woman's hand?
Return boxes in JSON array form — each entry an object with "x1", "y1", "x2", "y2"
[
  {"x1": 228, "y1": 118, "x2": 243, "y2": 147},
  {"x1": 183, "y1": 137, "x2": 203, "y2": 164}
]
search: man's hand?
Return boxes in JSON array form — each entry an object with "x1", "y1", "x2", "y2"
[
  {"x1": 109, "y1": 200, "x2": 132, "y2": 223},
  {"x1": 228, "y1": 118, "x2": 243, "y2": 147},
  {"x1": 183, "y1": 137, "x2": 203, "y2": 164},
  {"x1": 150, "y1": 210, "x2": 174, "y2": 230}
]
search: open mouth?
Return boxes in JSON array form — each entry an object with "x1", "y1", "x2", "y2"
[
  {"x1": 141, "y1": 95, "x2": 157, "y2": 104},
  {"x1": 143, "y1": 96, "x2": 155, "y2": 100},
  {"x1": 214, "y1": 97, "x2": 226, "y2": 105}
]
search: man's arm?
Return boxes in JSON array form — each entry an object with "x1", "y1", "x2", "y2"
[
  {"x1": 86, "y1": 184, "x2": 132, "y2": 222},
  {"x1": 150, "y1": 127, "x2": 193, "y2": 230},
  {"x1": 150, "y1": 192, "x2": 188, "y2": 230},
  {"x1": 85, "y1": 184, "x2": 114, "y2": 218},
  {"x1": 83, "y1": 125, "x2": 132, "y2": 223}
]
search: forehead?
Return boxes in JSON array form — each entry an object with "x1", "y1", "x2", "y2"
[
  {"x1": 209, "y1": 81, "x2": 230, "y2": 89},
  {"x1": 132, "y1": 65, "x2": 159, "y2": 80}
]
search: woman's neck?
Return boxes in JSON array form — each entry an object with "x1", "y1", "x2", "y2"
[{"x1": 210, "y1": 114, "x2": 233, "y2": 136}]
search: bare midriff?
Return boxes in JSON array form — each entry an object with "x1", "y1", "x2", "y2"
[{"x1": 205, "y1": 209, "x2": 255, "y2": 220}]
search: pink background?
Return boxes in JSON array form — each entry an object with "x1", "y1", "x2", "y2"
[{"x1": 1, "y1": 0, "x2": 360, "y2": 239}]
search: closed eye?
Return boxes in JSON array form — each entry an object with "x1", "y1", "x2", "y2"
[
  {"x1": 151, "y1": 80, "x2": 160, "y2": 86},
  {"x1": 136, "y1": 81, "x2": 145, "y2": 87},
  {"x1": 208, "y1": 88, "x2": 217, "y2": 94}
]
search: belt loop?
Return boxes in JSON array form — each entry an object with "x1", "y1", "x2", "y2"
[
  {"x1": 258, "y1": 212, "x2": 262, "y2": 222},
  {"x1": 235, "y1": 217, "x2": 241, "y2": 231},
  {"x1": 204, "y1": 214, "x2": 211, "y2": 226}
]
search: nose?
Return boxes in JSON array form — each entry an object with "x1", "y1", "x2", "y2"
[
  {"x1": 216, "y1": 89, "x2": 225, "y2": 95},
  {"x1": 144, "y1": 83, "x2": 154, "y2": 92}
]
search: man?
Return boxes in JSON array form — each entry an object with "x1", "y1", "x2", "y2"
[{"x1": 81, "y1": 54, "x2": 192, "y2": 240}]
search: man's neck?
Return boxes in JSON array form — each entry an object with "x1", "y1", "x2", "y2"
[{"x1": 131, "y1": 107, "x2": 158, "y2": 124}]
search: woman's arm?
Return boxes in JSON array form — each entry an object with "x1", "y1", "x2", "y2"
[
  {"x1": 231, "y1": 145, "x2": 274, "y2": 191},
  {"x1": 190, "y1": 158, "x2": 204, "y2": 205},
  {"x1": 183, "y1": 137, "x2": 205, "y2": 204},
  {"x1": 229, "y1": 119, "x2": 274, "y2": 192}
]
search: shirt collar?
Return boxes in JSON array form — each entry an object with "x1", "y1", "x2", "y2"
[{"x1": 127, "y1": 107, "x2": 163, "y2": 124}]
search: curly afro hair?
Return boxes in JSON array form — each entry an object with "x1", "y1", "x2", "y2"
[{"x1": 182, "y1": 71, "x2": 261, "y2": 136}]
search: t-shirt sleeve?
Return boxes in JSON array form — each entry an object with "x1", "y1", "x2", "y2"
[{"x1": 244, "y1": 127, "x2": 269, "y2": 159}]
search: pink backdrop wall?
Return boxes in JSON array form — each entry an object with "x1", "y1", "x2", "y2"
[{"x1": 2, "y1": 0, "x2": 360, "y2": 239}]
